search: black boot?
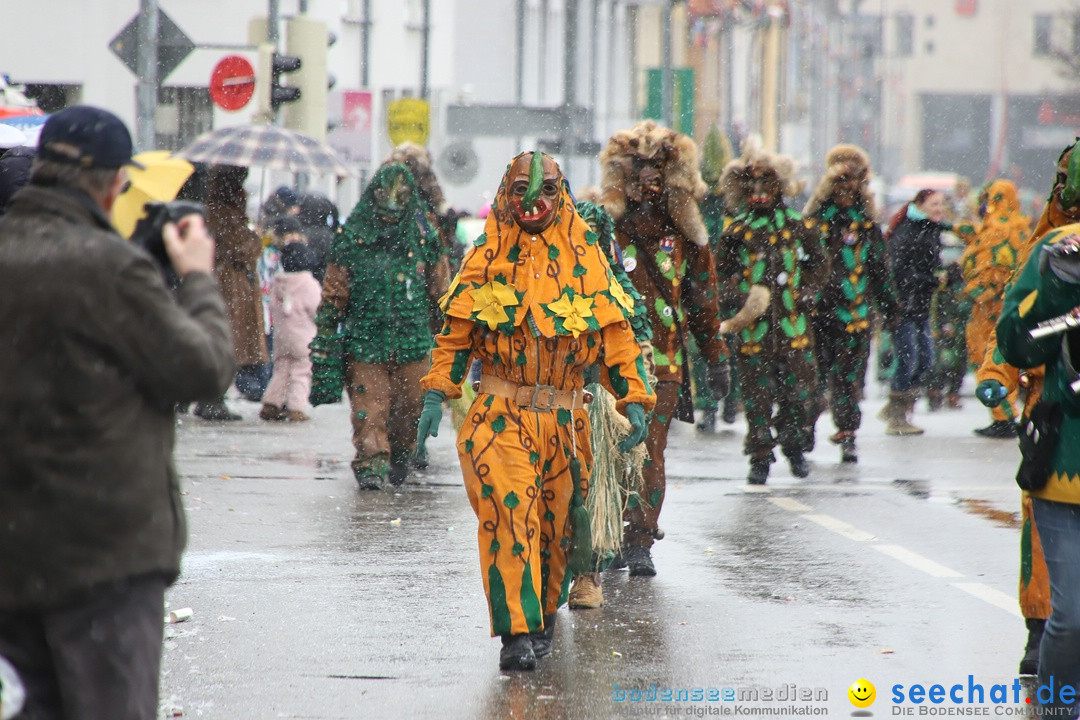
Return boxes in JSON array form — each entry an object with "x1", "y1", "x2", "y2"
[
  {"x1": 1019, "y1": 618, "x2": 1046, "y2": 676},
  {"x1": 530, "y1": 614, "x2": 557, "y2": 658},
  {"x1": 785, "y1": 450, "x2": 810, "y2": 478},
  {"x1": 696, "y1": 409, "x2": 717, "y2": 433},
  {"x1": 499, "y1": 634, "x2": 537, "y2": 671},
  {"x1": 624, "y1": 545, "x2": 656, "y2": 577},
  {"x1": 840, "y1": 435, "x2": 857, "y2": 464},
  {"x1": 747, "y1": 458, "x2": 770, "y2": 485},
  {"x1": 975, "y1": 420, "x2": 1017, "y2": 439},
  {"x1": 194, "y1": 400, "x2": 241, "y2": 421},
  {"x1": 722, "y1": 394, "x2": 738, "y2": 424},
  {"x1": 388, "y1": 463, "x2": 407, "y2": 487}
]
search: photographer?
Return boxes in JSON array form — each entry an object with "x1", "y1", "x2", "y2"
[
  {"x1": 997, "y1": 225, "x2": 1080, "y2": 717},
  {"x1": 0, "y1": 106, "x2": 234, "y2": 720}
]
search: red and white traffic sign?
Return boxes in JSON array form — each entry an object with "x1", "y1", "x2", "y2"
[{"x1": 209, "y1": 55, "x2": 256, "y2": 112}]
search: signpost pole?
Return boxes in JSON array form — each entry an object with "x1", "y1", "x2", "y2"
[{"x1": 136, "y1": 0, "x2": 159, "y2": 150}]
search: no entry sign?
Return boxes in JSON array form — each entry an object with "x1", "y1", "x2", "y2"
[{"x1": 209, "y1": 55, "x2": 256, "y2": 112}]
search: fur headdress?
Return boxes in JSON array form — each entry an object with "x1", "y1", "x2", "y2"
[
  {"x1": 598, "y1": 120, "x2": 709, "y2": 246},
  {"x1": 719, "y1": 135, "x2": 800, "y2": 214},
  {"x1": 384, "y1": 142, "x2": 447, "y2": 215},
  {"x1": 802, "y1": 144, "x2": 876, "y2": 219}
]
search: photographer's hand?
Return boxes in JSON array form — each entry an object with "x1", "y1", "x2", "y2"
[{"x1": 163, "y1": 216, "x2": 215, "y2": 277}]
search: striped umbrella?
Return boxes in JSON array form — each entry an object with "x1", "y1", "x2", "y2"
[{"x1": 177, "y1": 124, "x2": 355, "y2": 177}]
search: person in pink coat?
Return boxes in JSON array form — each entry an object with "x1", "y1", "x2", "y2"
[{"x1": 261, "y1": 242, "x2": 322, "y2": 421}]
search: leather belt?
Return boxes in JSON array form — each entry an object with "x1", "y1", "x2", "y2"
[{"x1": 477, "y1": 374, "x2": 592, "y2": 412}]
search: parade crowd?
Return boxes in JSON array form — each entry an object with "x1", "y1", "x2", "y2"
[{"x1": 3, "y1": 106, "x2": 1080, "y2": 718}]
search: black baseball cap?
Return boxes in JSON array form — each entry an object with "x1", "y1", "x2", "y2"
[{"x1": 37, "y1": 105, "x2": 144, "y2": 170}]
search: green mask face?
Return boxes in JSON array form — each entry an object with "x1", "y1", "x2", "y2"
[{"x1": 373, "y1": 171, "x2": 413, "y2": 222}]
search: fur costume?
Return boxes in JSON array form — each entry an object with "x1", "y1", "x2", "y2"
[
  {"x1": 599, "y1": 121, "x2": 729, "y2": 548},
  {"x1": 599, "y1": 120, "x2": 709, "y2": 247},
  {"x1": 801, "y1": 144, "x2": 896, "y2": 446},
  {"x1": 714, "y1": 141, "x2": 827, "y2": 468}
]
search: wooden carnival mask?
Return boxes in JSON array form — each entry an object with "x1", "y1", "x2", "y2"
[{"x1": 506, "y1": 152, "x2": 562, "y2": 234}]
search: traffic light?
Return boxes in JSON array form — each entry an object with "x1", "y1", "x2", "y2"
[
  {"x1": 255, "y1": 42, "x2": 302, "y2": 122},
  {"x1": 283, "y1": 16, "x2": 332, "y2": 140}
]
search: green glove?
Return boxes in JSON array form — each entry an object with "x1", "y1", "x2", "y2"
[
  {"x1": 617, "y1": 402, "x2": 648, "y2": 453},
  {"x1": 414, "y1": 390, "x2": 445, "y2": 466},
  {"x1": 975, "y1": 379, "x2": 1007, "y2": 408}
]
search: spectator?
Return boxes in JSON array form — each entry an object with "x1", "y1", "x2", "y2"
[
  {"x1": 296, "y1": 192, "x2": 339, "y2": 283},
  {"x1": 881, "y1": 189, "x2": 948, "y2": 435},
  {"x1": 260, "y1": 242, "x2": 321, "y2": 422},
  {"x1": 202, "y1": 164, "x2": 268, "y2": 416},
  {"x1": 0, "y1": 105, "x2": 233, "y2": 719},
  {"x1": 0, "y1": 146, "x2": 35, "y2": 216}
]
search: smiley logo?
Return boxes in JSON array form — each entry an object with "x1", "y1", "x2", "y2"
[{"x1": 848, "y1": 678, "x2": 876, "y2": 708}]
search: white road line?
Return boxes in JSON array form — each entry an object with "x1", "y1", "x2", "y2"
[
  {"x1": 874, "y1": 544, "x2": 963, "y2": 578},
  {"x1": 742, "y1": 485, "x2": 772, "y2": 494},
  {"x1": 953, "y1": 583, "x2": 1023, "y2": 618},
  {"x1": 769, "y1": 497, "x2": 814, "y2": 513},
  {"x1": 801, "y1": 514, "x2": 877, "y2": 542}
]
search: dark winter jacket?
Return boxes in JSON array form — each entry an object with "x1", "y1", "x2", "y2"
[
  {"x1": 888, "y1": 216, "x2": 945, "y2": 322},
  {"x1": 0, "y1": 146, "x2": 35, "y2": 216},
  {"x1": 0, "y1": 183, "x2": 234, "y2": 611}
]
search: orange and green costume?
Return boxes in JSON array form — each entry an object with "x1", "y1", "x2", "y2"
[
  {"x1": 959, "y1": 180, "x2": 1030, "y2": 422},
  {"x1": 421, "y1": 156, "x2": 654, "y2": 637}
]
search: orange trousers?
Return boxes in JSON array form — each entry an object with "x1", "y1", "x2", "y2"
[{"x1": 457, "y1": 395, "x2": 592, "y2": 637}]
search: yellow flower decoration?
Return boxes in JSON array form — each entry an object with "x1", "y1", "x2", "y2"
[
  {"x1": 438, "y1": 272, "x2": 462, "y2": 311},
  {"x1": 547, "y1": 291, "x2": 595, "y2": 337},
  {"x1": 607, "y1": 280, "x2": 635, "y2": 314},
  {"x1": 470, "y1": 280, "x2": 520, "y2": 330}
]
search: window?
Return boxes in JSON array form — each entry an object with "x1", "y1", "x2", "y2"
[
  {"x1": 1034, "y1": 14, "x2": 1052, "y2": 56},
  {"x1": 895, "y1": 13, "x2": 914, "y2": 57}
]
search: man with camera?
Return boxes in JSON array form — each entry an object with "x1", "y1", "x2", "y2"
[{"x1": 0, "y1": 106, "x2": 234, "y2": 719}]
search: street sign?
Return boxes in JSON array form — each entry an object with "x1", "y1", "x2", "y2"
[
  {"x1": 328, "y1": 90, "x2": 372, "y2": 164},
  {"x1": 209, "y1": 56, "x2": 256, "y2": 111},
  {"x1": 109, "y1": 9, "x2": 195, "y2": 81},
  {"x1": 387, "y1": 98, "x2": 430, "y2": 146}
]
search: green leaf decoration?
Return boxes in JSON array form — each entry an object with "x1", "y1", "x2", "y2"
[
  {"x1": 752, "y1": 319, "x2": 769, "y2": 342},
  {"x1": 795, "y1": 314, "x2": 807, "y2": 334},
  {"x1": 512, "y1": 542, "x2": 525, "y2": 556},
  {"x1": 856, "y1": 275, "x2": 867, "y2": 293},
  {"x1": 516, "y1": 351, "x2": 528, "y2": 366},
  {"x1": 488, "y1": 564, "x2": 512, "y2": 635},
  {"x1": 751, "y1": 260, "x2": 765, "y2": 283},
  {"x1": 573, "y1": 264, "x2": 587, "y2": 277},
  {"x1": 842, "y1": 277, "x2": 857, "y2": 301},
  {"x1": 492, "y1": 415, "x2": 507, "y2": 433},
  {"x1": 837, "y1": 306, "x2": 853, "y2": 323},
  {"x1": 750, "y1": 216, "x2": 768, "y2": 229},
  {"x1": 739, "y1": 247, "x2": 750, "y2": 264},
  {"x1": 508, "y1": 245, "x2": 522, "y2": 262},
  {"x1": 782, "y1": 248, "x2": 795, "y2": 272},
  {"x1": 842, "y1": 245, "x2": 855, "y2": 269},
  {"x1": 557, "y1": 408, "x2": 572, "y2": 426},
  {"x1": 822, "y1": 205, "x2": 838, "y2": 221},
  {"x1": 548, "y1": 245, "x2": 560, "y2": 260},
  {"x1": 474, "y1": 233, "x2": 487, "y2": 247},
  {"x1": 465, "y1": 439, "x2": 475, "y2": 452},
  {"x1": 740, "y1": 327, "x2": 752, "y2": 342},
  {"x1": 782, "y1": 289, "x2": 795, "y2": 311},
  {"x1": 738, "y1": 280, "x2": 750, "y2": 293},
  {"x1": 780, "y1": 316, "x2": 796, "y2": 337},
  {"x1": 481, "y1": 483, "x2": 494, "y2": 498},
  {"x1": 856, "y1": 304, "x2": 869, "y2": 319},
  {"x1": 775, "y1": 209, "x2": 786, "y2": 227},
  {"x1": 503, "y1": 490, "x2": 520, "y2": 509},
  {"x1": 489, "y1": 539, "x2": 500, "y2": 554},
  {"x1": 585, "y1": 230, "x2": 599, "y2": 245}
]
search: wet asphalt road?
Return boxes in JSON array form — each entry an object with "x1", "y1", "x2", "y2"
[{"x1": 160, "y1": 381, "x2": 1038, "y2": 719}]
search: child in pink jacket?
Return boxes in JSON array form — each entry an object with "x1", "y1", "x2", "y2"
[{"x1": 260, "y1": 242, "x2": 322, "y2": 421}]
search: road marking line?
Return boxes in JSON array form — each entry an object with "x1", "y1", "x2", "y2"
[
  {"x1": 874, "y1": 544, "x2": 963, "y2": 578},
  {"x1": 742, "y1": 485, "x2": 772, "y2": 494},
  {"x1": 802, "y1": 514, "x2": 876, "y2": 541},
  {"x1": 769, "y1": 497, "x2": 814, "y2": 513},
  {"x1": 953, "y1": 583, "x2": 1023, "y2": 618}
]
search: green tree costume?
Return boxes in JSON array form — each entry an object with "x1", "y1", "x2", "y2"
[{"x1": 310, "y1": 163, "x2": 449, "y2": 487}]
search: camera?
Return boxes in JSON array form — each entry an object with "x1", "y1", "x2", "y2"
[{"x1": 131, "y1": 200, "x2": 206, "y2": 288}]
